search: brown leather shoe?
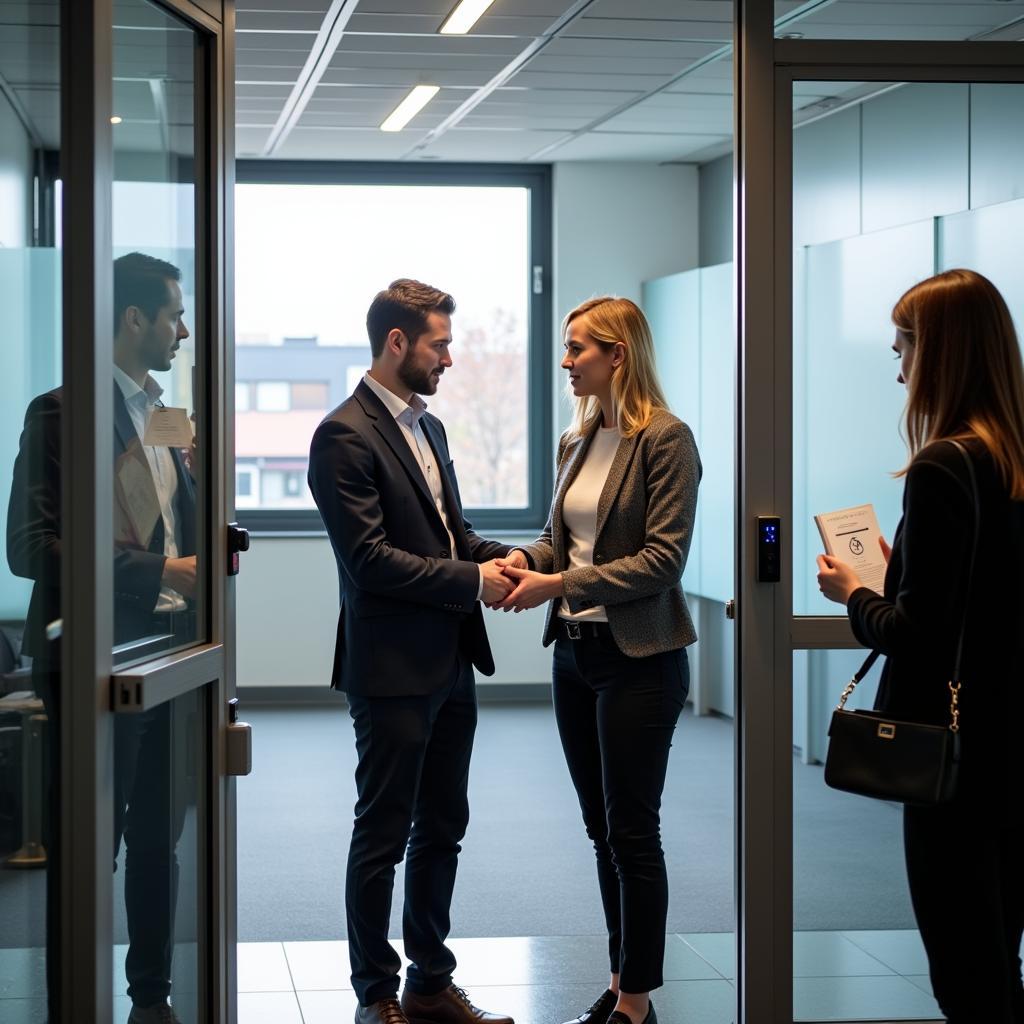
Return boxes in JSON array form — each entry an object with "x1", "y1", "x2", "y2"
[
  {"x1": 355, "y1": 998, "x2": 410, "y2": 1024},
  {"x1": 401, "y1": 984, "x2": 514, "y2": 1024}
]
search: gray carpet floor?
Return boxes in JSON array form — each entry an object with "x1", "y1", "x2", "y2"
[{"x1": 236, "y1": 702, "x2": 916, "y2": 942}]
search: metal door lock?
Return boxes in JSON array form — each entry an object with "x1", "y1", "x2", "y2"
[{"x1": 226, "y1": 698, "x2": 252, "y2": 777}]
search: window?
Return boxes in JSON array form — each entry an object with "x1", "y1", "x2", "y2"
[
  {"x1": 234, "y1": 162, "x2": 551, "y2": 532},
  {"x1": 291, "y1": 381, "x2": 329, "y2": 410},
  {"x1": 255, "y1": 381, "x2": 289, "y2": 412}
]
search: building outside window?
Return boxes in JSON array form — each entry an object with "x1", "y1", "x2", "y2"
[{"x1": 234, "y1": 164, "x2": 551, "y2": 531}]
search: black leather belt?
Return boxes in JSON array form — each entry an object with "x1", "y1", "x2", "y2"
[{"x1": 560, "y1": 620, "x2": 612, "y2": 641}]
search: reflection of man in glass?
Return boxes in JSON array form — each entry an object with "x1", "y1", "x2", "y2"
[{"x1": 7, "y1": 252, "x2": 197, "y2": 1023}]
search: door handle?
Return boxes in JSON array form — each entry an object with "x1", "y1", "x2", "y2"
[
  {"x1": 226, "y1": 697, "x2": 252, "y2": 776},
  {"x1": 227, "y1": 522, "x2": 250, "y2": 576}
]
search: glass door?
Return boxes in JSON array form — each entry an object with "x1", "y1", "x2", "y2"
[
  {"x1": 55, "y1": 0, "x2": 238, "y2": 1021},
  {"x1": 737, "y1": 27, "x2": 1024, "y2": 1024}
]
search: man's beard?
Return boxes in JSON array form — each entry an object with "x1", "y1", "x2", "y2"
[{"x1": 397, "y1": 350, "x2": 440, "y2": 395}]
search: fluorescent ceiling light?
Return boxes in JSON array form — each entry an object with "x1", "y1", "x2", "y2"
[
  {"x1": 380, "y1": 85, "x2": 440, "y2": 132},
  {"x1": 110, "y1": 115, "x2": 123, "y2": 124},
  {"x1": 439, "y1": 0, "x2": 497, "y2": 35}
]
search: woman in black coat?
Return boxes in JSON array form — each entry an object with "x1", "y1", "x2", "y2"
[{"x1": 817, "y1": 269, "x2": 1024, "y2": 1023}]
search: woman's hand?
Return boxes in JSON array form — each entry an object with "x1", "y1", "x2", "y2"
[
  {"x1": 879, "y1": 535, "x2": 891, "y2": 564},
  {"x1": 495, "y1": 566, "x2": 563, "y2": 612},
  {"x1": 495, "y1": 550, "x2": 528, "y2": 571},
  {"x1": 815, "y1": 554, "x2": 863, "y2": 606}
]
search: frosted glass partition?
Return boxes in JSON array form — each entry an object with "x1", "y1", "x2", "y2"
[
  {"x1": 939, "y1": 196, "x2": 1024, "y2": 334},
  {"x1": 644, "y1": 263, "x2": 734, "y2": 602},
  {"x1": 698, "y1": 263, "x2": 735, "y2": 604},
  {"x1": 644, "y1": 269, "x2": 701, "y2": 594},
  {"x1": 0, "y1": 248, "x2": 61, "y2": 619},
  {"x1": 793, "y1": 221, "x2": 934, "y2": 615}
]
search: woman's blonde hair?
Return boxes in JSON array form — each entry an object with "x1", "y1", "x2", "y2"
[
  {"x1": 893, "y1": 268, "x2": 1024, "y2": 498},
  {"x1": 563, "y1": 296, "x2": 669, "y2": 440}
]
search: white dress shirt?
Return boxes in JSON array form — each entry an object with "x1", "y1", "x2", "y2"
[
  {"x1": 114, "y1": 366, "x2": 186, "y2": 612},
  {"x1": 362, "y1": 373, "x2": 483, "y2": 600},
  {"x1": 559, "y1": 425, "x2": 621, "y2": 622}
]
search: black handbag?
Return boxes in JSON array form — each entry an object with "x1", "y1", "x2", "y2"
[{"x1": 823, "y1": 440, "x2": 979, "y2": 805}]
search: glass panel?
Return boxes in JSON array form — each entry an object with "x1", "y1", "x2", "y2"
[
  {"x1": 112, "y1": 0, "x2": 202, "y2": 664},
  {"x1": 775, "y1": 0, "x2": 1019, "y2": 41},
  {"x1": 112, "y1": 686, "x2": 206, "y2": 1023},
  {"x1": 939, "y1": 195, "x2": 1024, "y2": 332},
  {"x1": 234, "y1": 183, "x2": 530, "y2": 511},
  {"x1": 793, "y1": 220, "x2": 932, "y2": 615},
  {"x1": 791, "y1": 78, "x2": 1024, "y2": 1020},
  {"x1": 0, "y1": 0, "x2": 61, "y2": 1019},
  {"x1": 791, "y1": 651, "x2": 939, "y2": 1021},
  {"x1": 643, "y1": 265, "x2": 737, "y2": 1008}
]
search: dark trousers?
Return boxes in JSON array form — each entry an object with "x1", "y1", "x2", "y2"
[
  {"x1": 904, "y1": 798, "x2": 1024, "y2": 1023},
  {"x1": 345, "y1": 656, "x2": 477, "y2": 1006},
  {"x1": 114, "y1": 703, "x2": 187, "y2": 1007},
  {"x1": 36, "y1": 668, "x2": 186, "y2": 1015},
  {"x1": 552, "y1": 629, "x2": 688, "y2": 994}
]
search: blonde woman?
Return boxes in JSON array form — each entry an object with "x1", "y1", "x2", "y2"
[
  {"x1": 817, "y1": 269, "x2": 1024, "y2": 1023},
  {"x1": 498, "y1": 297, "x2": 701, "y2": 1024}
]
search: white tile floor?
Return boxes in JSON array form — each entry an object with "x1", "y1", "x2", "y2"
[
  {"x1": 233, "y1": 931, "x2": 943, "y2": 1024},
  {"x1": 0, "y1": 931, "x2": 948, "y2": 1023}
]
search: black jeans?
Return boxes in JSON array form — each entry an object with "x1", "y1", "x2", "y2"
[
  {"x1": 904, "y1": 797, "x2": 1024, "y2": 1023},
  {"x1": 552, "y1": 628, "x2": 688, "y2": 994},
  {"x1": 36, "y1": 667, "x2": 186, "y2": 1014},
  {"x1": 114, "y1": 703, "x2": 188, "y2": 1008},
  {"x1": 345, "y1": 656, "x2": 477, "y2": 1006}
]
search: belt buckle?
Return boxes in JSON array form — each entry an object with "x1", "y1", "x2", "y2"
[{"x1": 566, "y1": 622, "x2": 581, "y2": 640}]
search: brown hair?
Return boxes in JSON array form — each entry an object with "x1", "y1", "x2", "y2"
[
  {"x1": 366, "y1": 278, "x2": 456, "y2": 357},
  {"x1": 893, "y1": 268, "x2": 1024, "y2": 498},
  {"x1": 563, "y1": 296, "x2": 669, "y2": 440}
]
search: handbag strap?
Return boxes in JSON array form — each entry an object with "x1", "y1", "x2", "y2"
[{"x1": 837, "y1": 439, "x2": 981, "y2": 732}]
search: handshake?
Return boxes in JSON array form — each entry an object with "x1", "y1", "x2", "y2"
[{"x1": 480, "y1": 551, "x2": 563, "y2": 613}]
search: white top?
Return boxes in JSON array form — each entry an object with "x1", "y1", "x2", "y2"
[
  {"x1": 362, "y1": 373, "x2": 482, "y2": 600},
  {"x1": 113, "y1": 365, "x2": 186, "y2": 613},
  {"x1": 559, "y1": 425, "x2": 620, "y2": 622}
]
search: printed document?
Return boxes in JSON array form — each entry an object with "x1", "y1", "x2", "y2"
[
  {"x1": 144, "y1": 406, "x2": 194, "y2": 448},
  {"x1": 814, "y1": 503, "x2": 887, "y2": 596}
]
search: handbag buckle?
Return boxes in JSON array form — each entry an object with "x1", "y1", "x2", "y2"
[{"x1": 877, "y1": 722, "x2": 896, "y2": 740}]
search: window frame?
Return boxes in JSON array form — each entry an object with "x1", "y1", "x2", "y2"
[{"x1": 234, "y1": 160, "x2": 553, "y2": 534}]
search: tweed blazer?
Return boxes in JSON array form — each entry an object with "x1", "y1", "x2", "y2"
[{"x1": 521, "y1": 407, "x2": 701, "y2": 657}]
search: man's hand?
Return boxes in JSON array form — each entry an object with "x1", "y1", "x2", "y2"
[
  {"x1": 480, "y1": 558, "x2": 516, "y2": 605},
  {"x1": 162, "y1": 555, "x2": 197, "y2": 599},
  {"x1": 496, "y1": 566, "x2": 563, "y2": 613}
]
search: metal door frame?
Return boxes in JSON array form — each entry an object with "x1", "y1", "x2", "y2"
[
  {"x1": 736, "y1": 14, "x2": 1024, "y2": 1022},
  {"x1": 61, "y1": 0, "x2": 236, "y2": 1020}
]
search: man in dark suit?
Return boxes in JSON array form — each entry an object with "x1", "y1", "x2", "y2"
[
  {"x1": 7, "y1": 252, "x2": 197, "y2": 1024},
  {"x1": 308, "y1": 279, "x2": 525, "y2": 1024}
]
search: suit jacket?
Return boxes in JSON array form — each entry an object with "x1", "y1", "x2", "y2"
[
  {"x1": 307, "y1": 379, "x2": 513, "y2": 697},
  {"x1": 848, "y1": 439, "x2": 1024, "y2": 796},
  {"x1": 6, "y1": 384, "x2": 197, "y2": 660},
  {"x1": 521, "y1": 407, "x2": 701, "y2": 657}
]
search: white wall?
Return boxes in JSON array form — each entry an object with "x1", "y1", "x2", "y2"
[
  {"x1": 552, "y1": 161, "x2": 700, "y2": 431},
  {"x1": 236, "y1": 161, "x2": 701, "y2": 690}
]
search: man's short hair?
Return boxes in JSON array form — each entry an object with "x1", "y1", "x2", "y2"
[
  {"x1": 113, "y1": 252, "x2": 181, "y2": 334},
  {"x1": 366, "y1": 278, "x2": 456, "y2": 358}
]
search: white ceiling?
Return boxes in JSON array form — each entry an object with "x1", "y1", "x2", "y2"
[
  {"x1": 1, "y1": 1, "x2": 1022, "y2": 163},
  {"x1": 236, "y1": 0, "x2": 1024, "y2": 164}
]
